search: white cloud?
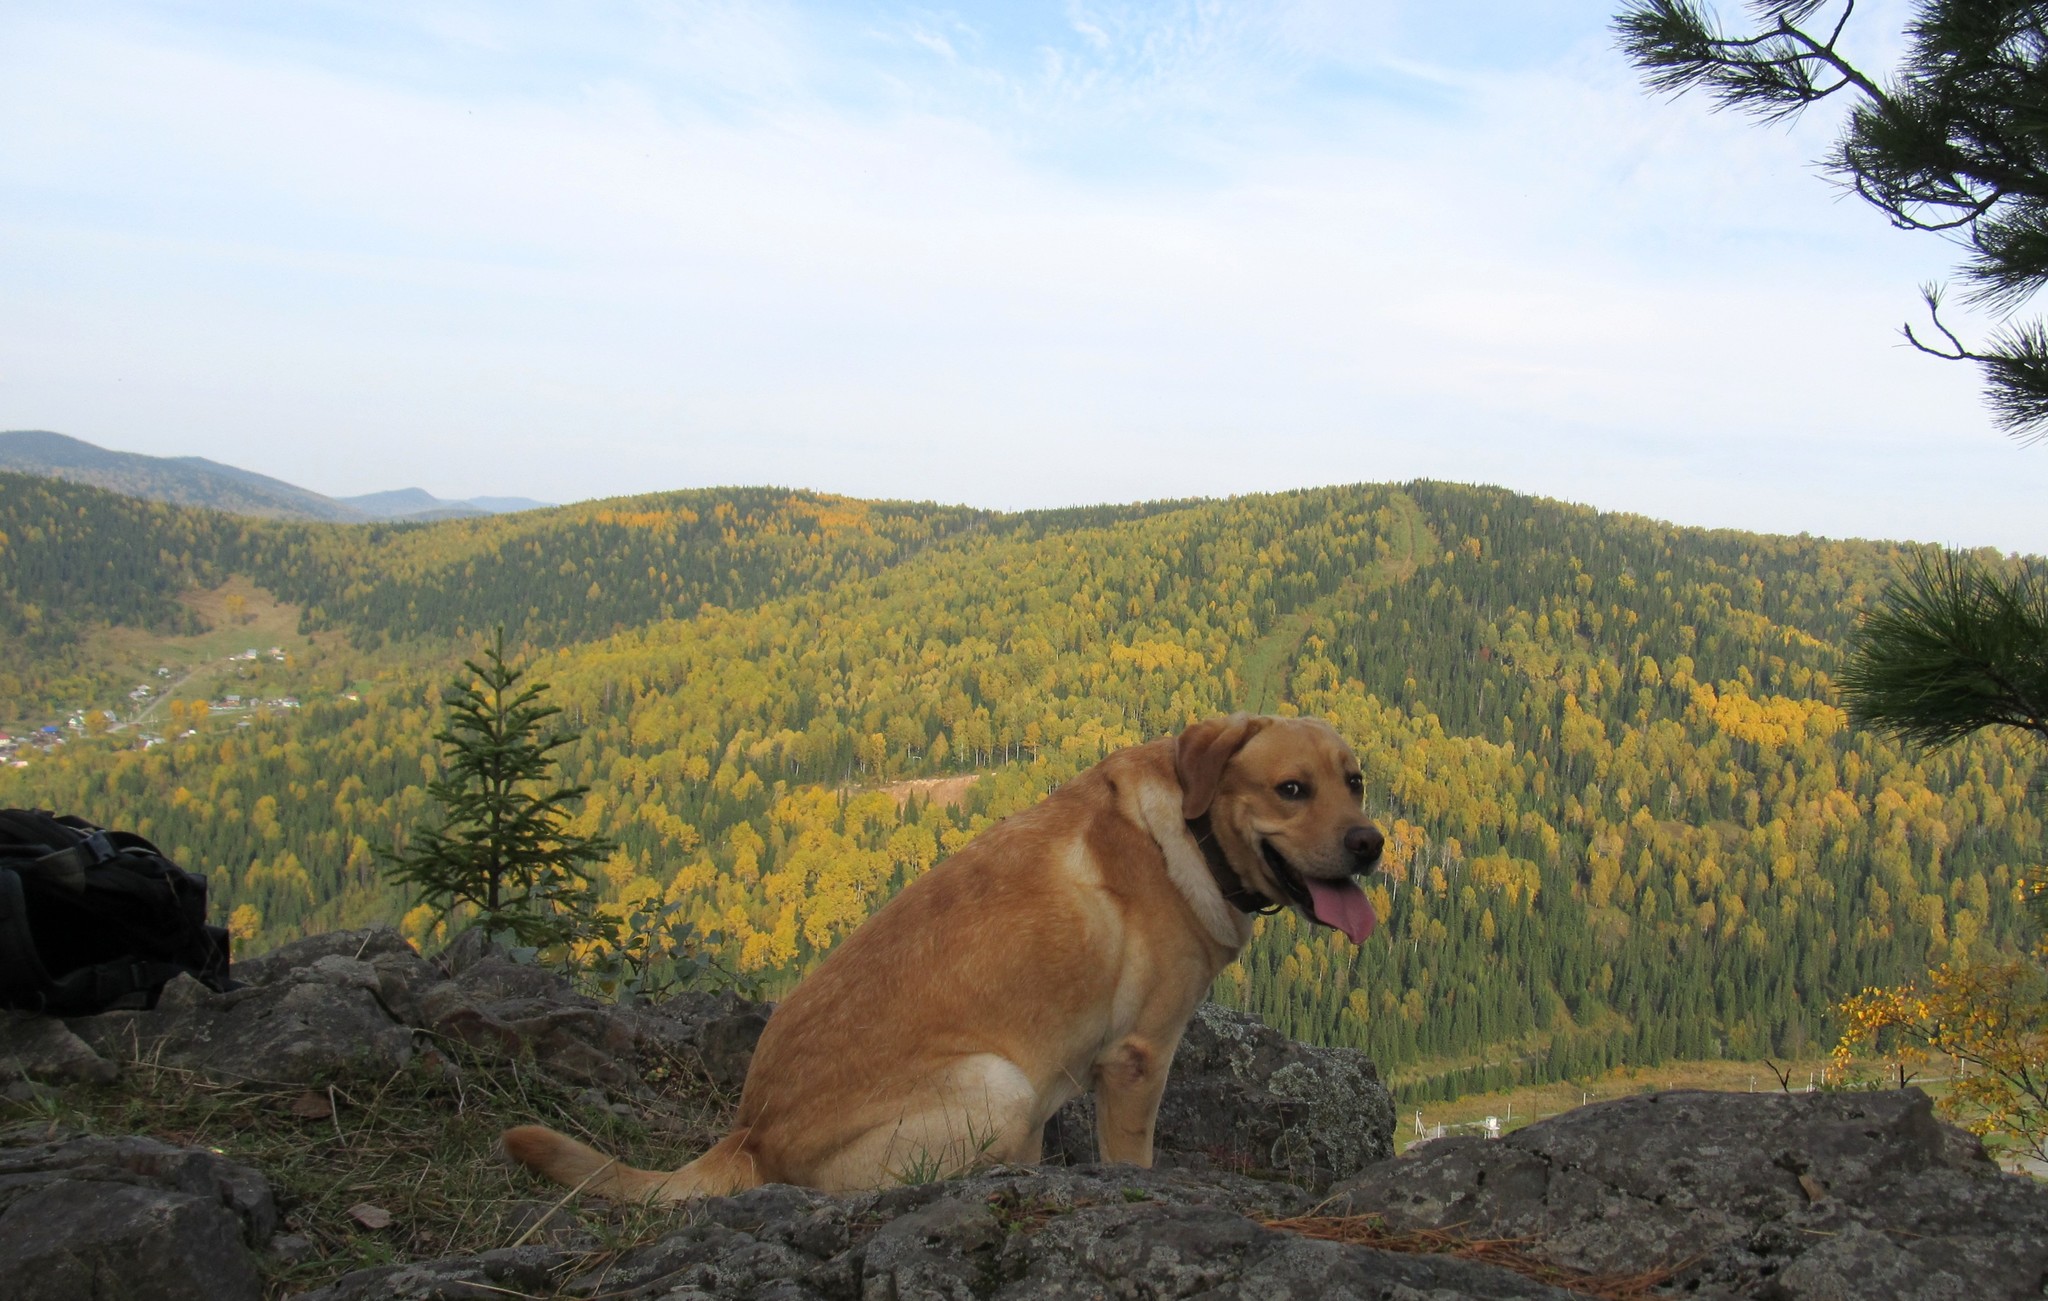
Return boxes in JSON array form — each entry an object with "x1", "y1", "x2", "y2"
[{"x1": 0, "y1": 0, "x2": 2037, "y2": 551}]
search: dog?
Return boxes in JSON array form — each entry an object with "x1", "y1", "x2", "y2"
[{"x1": 503, "y1": 712, "x2": 1383, "y2": 1199}]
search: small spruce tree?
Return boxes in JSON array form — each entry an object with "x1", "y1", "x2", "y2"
[{"x1": 383, "y1": 628, "x2": 612, "y2": 949}]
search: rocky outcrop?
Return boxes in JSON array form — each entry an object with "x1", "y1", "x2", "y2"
[
  {"x1": 0, "y1": 1129, "x2": 277, "y2": 1301},
  {"x1": 69, "y1": 960, "x2": 420, "y2": 1086},
  {"x1": 10, "y1": 928, "x2": 2048, "y2": 1300},
  {"x1": 298, "y1": 1162, "x2": 1575, "y2": 1301},
  {"x1": 1045, "y1": 1000, "x2": 1396, "y2": 1190},
  {"x1": 38, "y1": 928, "x2": 772, "y2": 1096},
  {"x1": 1329, "y1": 1087, "x2": 2048, "y2": 1300},
  {"x1": 286, "y1": 1086, "x2": 2048, "y2": 1301}
]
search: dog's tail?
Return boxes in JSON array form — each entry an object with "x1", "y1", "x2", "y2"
[{"x1": 501, "y1": 1125, "x2": 762, "y2": 1202}]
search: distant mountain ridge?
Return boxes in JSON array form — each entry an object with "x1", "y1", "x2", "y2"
[
  {"x1": 333, "y1": 487, "x2": 552, "y2": 521},
  {"x1": 0, "y1": 431, "x2": 552, "y2": 522}
]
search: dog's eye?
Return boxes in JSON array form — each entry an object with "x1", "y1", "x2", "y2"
[
  {"x1": 1276, "y1": 781, "x2": 1310, "y2": 801},
  {"x1": 1345, "y1": 773, "x2": 1364, "y2": 796}
]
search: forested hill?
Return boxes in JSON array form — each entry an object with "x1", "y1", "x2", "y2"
[
  {"x1": 0, "y1": 475, "x2": 2038, "y2": 1101},
  {"x1": 0, "y1": 472, "x2": 1201, "y2": 712},
  {"x1": 0, "y1": 472, "x2": 1212, "y2": 701}
]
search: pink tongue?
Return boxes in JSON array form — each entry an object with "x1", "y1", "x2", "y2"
[{"x1": 1305, "y1": 877, "x2": 1377, "y2": 943}]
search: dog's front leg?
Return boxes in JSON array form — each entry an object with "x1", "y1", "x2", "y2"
[{"x1": 1092, "y1": 1036, "x2": 1171, "y2": 1166}]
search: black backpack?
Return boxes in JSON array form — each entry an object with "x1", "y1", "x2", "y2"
[{"x1": 0, "y1": 809, "x2": 233, "y2": 1015}]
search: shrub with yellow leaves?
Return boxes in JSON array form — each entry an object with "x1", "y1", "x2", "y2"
[{"x1": 1834, "y1": 954, "x2": 2048, "y2": 1163}]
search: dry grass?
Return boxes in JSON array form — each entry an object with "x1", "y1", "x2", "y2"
[
  {"x1": 1264, "y1": 1214, "x2": 1680, "y2": 1301},
  {"x1": 0, "y1": 1037, "x2": 737, "y2": 1298},
  {"x1": 92, "y1": 579, "x2": 314, "y2": 686},
  {"x1": 876, "y1": 774, "x2": 982, "y2": 811}
]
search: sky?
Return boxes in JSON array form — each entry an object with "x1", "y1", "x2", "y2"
[{"x1": 0, "y1": 0, "x2": 2038, "y2": 552}]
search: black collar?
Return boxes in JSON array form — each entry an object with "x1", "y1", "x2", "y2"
[{"x1": 1186, "y1": 813, "x2": 1283, "y2": 915}]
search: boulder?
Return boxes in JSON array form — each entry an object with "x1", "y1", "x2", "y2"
[
  {"x1": 0, "y1": 1011, "x2": 118, "y2": 1087},
  {"x1": 235, "y1": 926, "x2": 444, "y2": 1026},
  {"x1": 292, "y1": 1085, "x2": 2048, "y2": 1300},
  {"x1": 631, "y1": 988, "x2": 772, "y2": 1095},
  {"x1": 414, "y1": 950, "x2": 771, "y2": 1094},
  {"x1": 66, "y1": 927, "x2": 440, "y2": 1090},
  {"x1": 1044, "y1": 1001, "x2": 1396, "y2": 1190},
  {"x1": 0, "y1": 1129, "x2": 276, "y2": 1301},
  {"x1": 1329, "y1": 1087, "x2": 2048, "y2": 1299},
  {"x1": 69, "y1": 966, "x2": 417, "y2": 1086},
  {"x1": 21, "y1": 920, "x2": 2048, "y2": 1298},
  {"x1": 9, "y1": 926, "x2": 765, "y2": 1096}
]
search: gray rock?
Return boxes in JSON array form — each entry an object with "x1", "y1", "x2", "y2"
[
  {"x1": 448, "y1": 953, "x2": 587, "y2": 1008},
  {"x1": 637, "y1": 989, "x2": 772, "y2": 1094},
  {"x1": 432, "y1": 924, "x2": 507, "y2": 976},
  {"x1": 303, "y1": 1163, "x2": 1572, "y2": 1301},
  {"x1": 1329, "y1": 1088, "x2": 2048, "y2": 1300},
  {"x1": 270, "y1": 1231, "x2": 320, "y2": 1265},
  {"x1": 0, "y1": 1131, "x2": 276, "y2": 1301},
  {"x1": 996, "y1": 1199, "x2": 1573, "y2": 1300},
  {"x1": 412, "y1": 953, "x2": 773, "y2": 1096},
  {"x1": 0, "y1": 1010, "x2": 117, "y2": 1085},
  {"x1": 1045, "y1": 1001, "x2": 1396, "y2": 1190},
  {"x1": 69, "y1": 968, "x2": 416, "y2": 1085},
  {"x1": 234, "y1": 926, "x2": 430, "y2": 990},
  {"x1": 0, "y1": 1130, "x2": 278, "y2": 1244},
  {"x1": 100, "y1": 928, "x2": 764, "y2": 1096},
  {"x1": 295, "y1": 1245, "x2": 565, "y2": 1301},
  {"x1": 236, "y1": 926, "x2": 444, "y2": 1027}
]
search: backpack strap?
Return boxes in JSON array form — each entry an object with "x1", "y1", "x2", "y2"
[
  {"x1": 41, "y1": 956, "x2": 198, "y2": 1014},
  {"x1": 0, "y1": 868, "x2": 54, "y2": 1011}
]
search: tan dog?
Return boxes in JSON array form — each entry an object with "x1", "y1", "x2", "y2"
[{"x1": 503, "y1": 712, "x2": 1382, "y2": 1199}]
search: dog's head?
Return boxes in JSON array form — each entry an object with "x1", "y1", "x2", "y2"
[{"x1": 1175, "y1": 713, "x2": 1383, "y2": 942}]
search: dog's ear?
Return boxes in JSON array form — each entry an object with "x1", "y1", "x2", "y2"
[{"x1": 1175, "y1": 713, "x2": 1267, "y2": 819}]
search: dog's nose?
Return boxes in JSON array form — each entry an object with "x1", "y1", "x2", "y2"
[{"x1": 1345, "y1": 824, "x2": 1384, "y2": 870}]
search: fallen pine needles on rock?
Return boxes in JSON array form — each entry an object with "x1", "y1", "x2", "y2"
[{"x1": 1262, "y1": 1213, "x2": 1679, "y2": 1301}]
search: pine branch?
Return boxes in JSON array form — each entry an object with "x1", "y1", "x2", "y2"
[
  {"x1": 1838, "y1": 549, "x2": 2048, "y2": 749},
  {"x1": 1619, "y1": 0, "x2": 2048, "y2": 443},
  {"x1": 1615, "y1": 0, "x2": 1890, "y2": 120},
  {"x1": 1902, "y1": 288, "x2": 2048, "y2": 442}
]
